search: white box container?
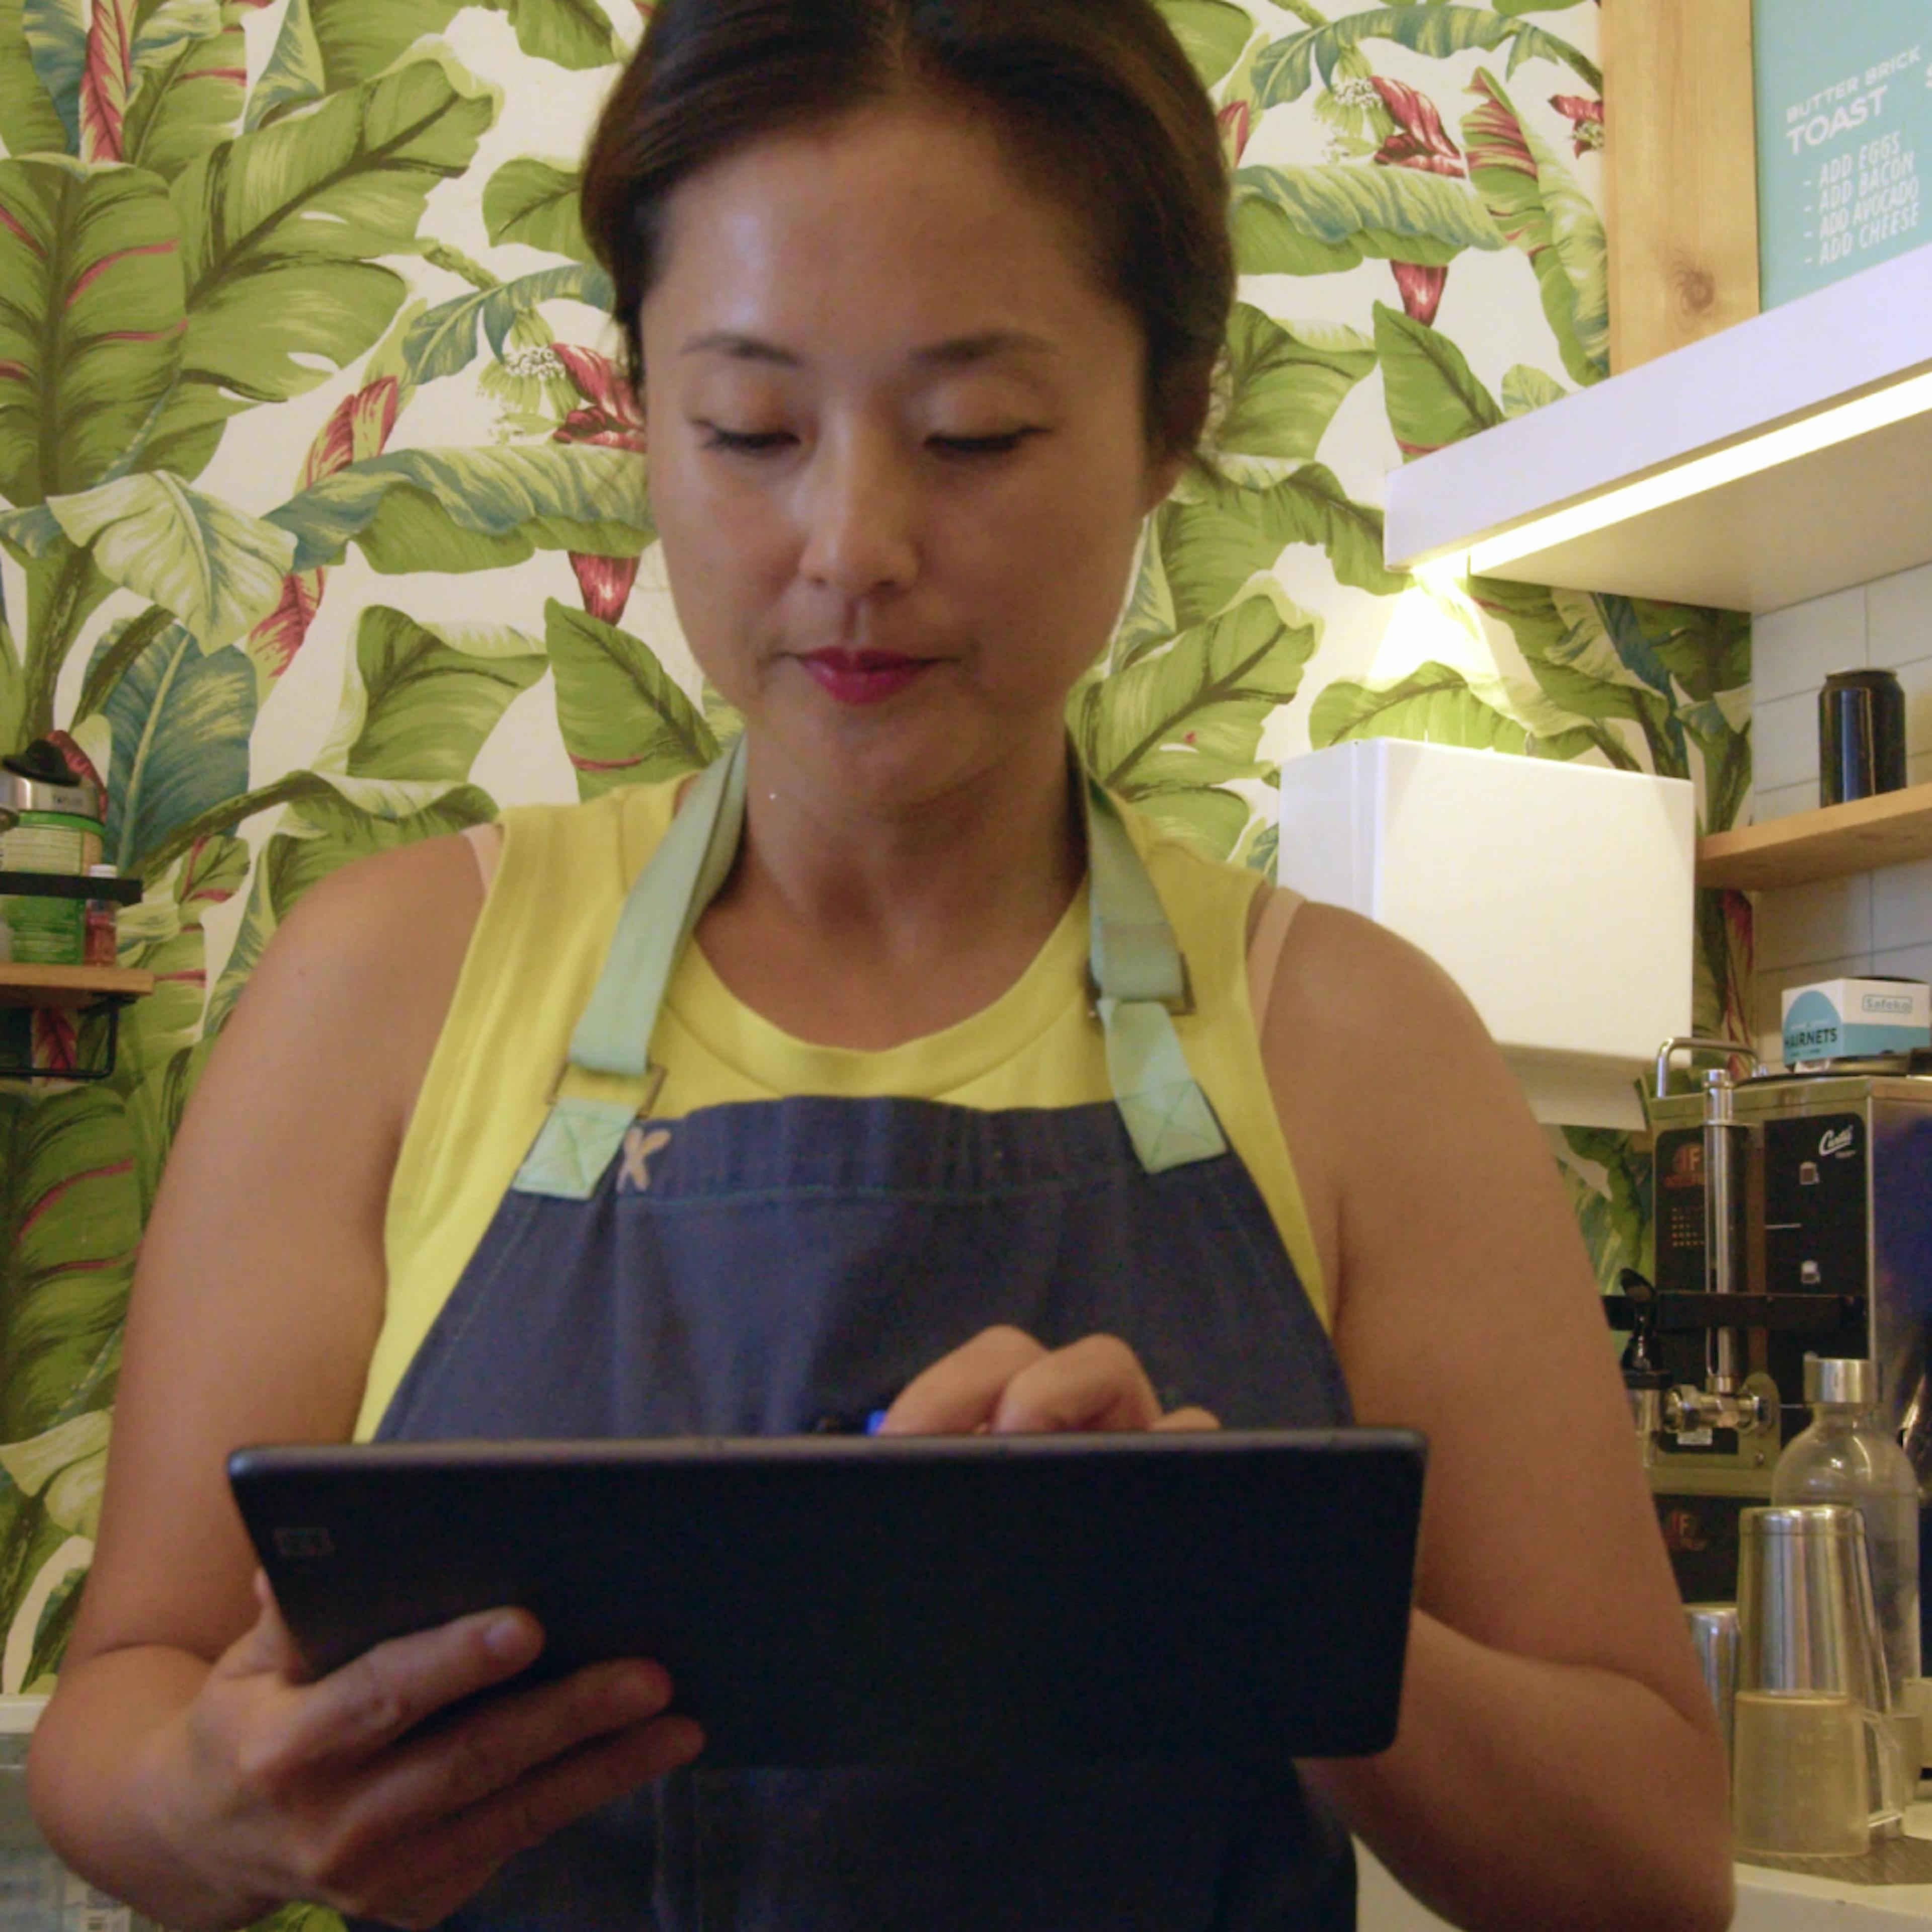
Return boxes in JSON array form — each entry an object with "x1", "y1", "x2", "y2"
[
  {"x1": 1782, "y1": 978, "x2": 1931, "y2": 1064},
  {"x1": 1274, "y1": 741, "x2": 1698, "y2": 1128}
]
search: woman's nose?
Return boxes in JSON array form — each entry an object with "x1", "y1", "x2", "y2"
[{"x1": 795, "y1": 429, "x2": 920, "y2": 598}]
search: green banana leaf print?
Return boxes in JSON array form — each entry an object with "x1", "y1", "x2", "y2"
[
  {"x1": 1233, "y1": 160, "x2": 1504, "y2": 275},
  {"x1": 1373, "y1": 299, "x2": 1505, "y2": 456},
  {"x1": 1162, "y1": 0, "x2": 1257, "y2": 90},
  {"x1": 1311, "y1": 658, "x2": 1544, "y2": 752},
  {"x1": 1253, "y1": 5, "x2": 1600, "y2": 110},
  {"x1": 118, "y1": 0, "x2": 246, "y2": 182},
  {"x1": 1076, "y1": 582, "x2": 1322, "y2": 857},
  {"x1": 482, "y1": 154, "x2": 593, "y2": 258},
  {"x1": 547, "y1": 598, "x2": 721, "y2": 797},
  {"x1": 0, "y1": 1, "x2": 1746, "y2": 1804},
  {"x1": 0, "y1": 156, "x2": 185, "y2": 510},
  {"x1": 1461, "y1": 66, "x2": 1608, "y2": 385}
]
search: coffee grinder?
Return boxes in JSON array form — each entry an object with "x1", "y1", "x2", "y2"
[{"x1": 1615, "y1": 1037, "x2": 1932, "y2": 1645}]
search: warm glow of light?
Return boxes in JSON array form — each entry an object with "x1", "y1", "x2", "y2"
[
  {"x1": 1367, "y1": 564, "x2": 1494, "y2": 685},
  {"x1": 1461, "y1": 368, "x2": 1932, "y2": 575}
]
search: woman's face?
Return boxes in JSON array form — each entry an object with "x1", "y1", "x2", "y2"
[{"x1": 639, "y1": 97, "x2": 1181, "y2": 811}]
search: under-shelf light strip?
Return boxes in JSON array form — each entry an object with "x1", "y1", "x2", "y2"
[{"x1": 1463, "y1": 367, "x2": 1932, "y2": 576}]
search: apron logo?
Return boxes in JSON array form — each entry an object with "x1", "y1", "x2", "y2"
[{"x1": 618, "y1": 1124, "x2": 674, "y2": 1193}]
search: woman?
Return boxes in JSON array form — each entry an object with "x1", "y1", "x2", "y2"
[{"x1": 28, "y1": 3, "x2": 1731, "y2": 1927}]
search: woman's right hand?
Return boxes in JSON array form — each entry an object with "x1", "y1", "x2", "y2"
[{"x1": 157, "y1": 1573, "x2": 703, "y2": 1929}]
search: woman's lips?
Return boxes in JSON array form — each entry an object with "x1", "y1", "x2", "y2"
[{"x1": 797, "y1": 650, "x2": 935, "y2": 706}]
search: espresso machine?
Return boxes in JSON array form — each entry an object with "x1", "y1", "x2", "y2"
[{"x1": 1615, "y1": 1037, "x2": 1932, "y2": 1638}]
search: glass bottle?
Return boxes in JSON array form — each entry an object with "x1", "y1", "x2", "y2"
[{"x1": 1773, "y1": 1354, "x2": 1922, "y2": 1701}]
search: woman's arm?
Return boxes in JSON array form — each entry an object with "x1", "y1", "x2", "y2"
[
  {"x1": 1262, "y1": 901, "x2": 1731, "y2": 1932},
  {"x1": 29, "y1": 836, "x2": 699, "y2": 1930}
]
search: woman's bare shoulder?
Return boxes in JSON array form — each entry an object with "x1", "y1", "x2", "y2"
[{"x1": 240, "y1": 831, "x2": 488, "y2": 1087}]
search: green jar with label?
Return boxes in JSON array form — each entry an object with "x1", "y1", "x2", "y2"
[{"x1": 0, "y1": 750, "x2": 106, "y2": 968}]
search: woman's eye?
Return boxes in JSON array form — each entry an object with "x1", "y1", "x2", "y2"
[
  {"x1": 929, "y1": 430, "x2": 1039, "y2": 459},
  {"x1": 698, "y1": 425, "x2": 796, "y2": 456}
]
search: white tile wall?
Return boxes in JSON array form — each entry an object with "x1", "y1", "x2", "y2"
[
  {"x1": 1751, "y1": 586, "x2": 1866, "y2": 701},
  {"x1": 1895, "y1": 653, "x2": 1932, "y2": 758},
  {"x1": 1868, "y1": 561, "x2": 1932, "y2": 668},
  {"x1": 1755, "y1": 873, "x2": 1873, "y2": 971},
  {"x1": 1873, "y1": 857, "x2": 1932, "y2": 955},
  {"x1": 1754, "y1": 778, "x2": 1819, "y2": 821},
  {"x1": 1746, "y1": 562, "x2": 1932, "y2": 1063},
  {"x1": 1752, "y1": 688, "x2": 1822, "y2": 791}
]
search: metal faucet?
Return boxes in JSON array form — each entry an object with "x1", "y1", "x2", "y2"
[{"x1": 1651, "y1": 1037, "x2": 1776, "y2": 1437}]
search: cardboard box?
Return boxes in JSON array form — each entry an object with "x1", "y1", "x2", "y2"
[{"x1": 1782, "y1": 978, "x2": 1931, "y2": 1064}]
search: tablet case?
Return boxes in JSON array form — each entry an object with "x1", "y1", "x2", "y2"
[{"x1": 230, "y1": 1428, "x2": 1425, "y2": 1768}]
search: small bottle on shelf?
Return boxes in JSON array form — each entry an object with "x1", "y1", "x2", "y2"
[{"x1": 82, "y1": 866, "x2": 118, "y2": 970}]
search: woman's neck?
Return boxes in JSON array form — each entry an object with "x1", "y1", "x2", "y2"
[{"x1": 693, "y1": 733, "x2": 1085, "y2": 1051}]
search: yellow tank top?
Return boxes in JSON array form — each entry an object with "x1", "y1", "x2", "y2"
[{"x1": 358, "y1": 779, "x2": 1325, "y2": 1437}]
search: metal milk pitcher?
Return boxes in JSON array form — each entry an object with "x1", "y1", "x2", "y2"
[{"x1": 1734, "y1": 1504, "x2": 1906, "y2": 1854}]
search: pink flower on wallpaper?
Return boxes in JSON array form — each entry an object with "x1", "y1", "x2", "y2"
[
  {"x1": 245, "y1": 571, "x2": 322, "y2": 684},
  {"x1": 298, "y1": 376, "x2": 400, "y2": 491},
  {"x1": 1367, "y1": 77, "x2": 1461, "y2": 328},
  {"x1": 554, "y1": 346, "x2": 648, "y2": 622},
  {"x1": 1369, "y1": 76, "x2": 1465, "y2": 178},
  {"x1": 570, "y1": 552, "x2": 643, "y2": 625},
  {"x1": 1217, "y1": 100, "x2": 1252, "y2": 167},
  {"x1": 1390, "y1": 261, "x2": 1448, "y2": 327},
  {"x1": 246, "y1": 376, "x2": 403, "y2": 685},
  {"x1": 551, "y1": 345, "x2": 649, "y2": 455},
  {"x1": 78, "y1": 0, "x2": 135, "y2": 164},
  {"x1": 1550, "y1": 94, "x2": 1605, "y2": 157}
]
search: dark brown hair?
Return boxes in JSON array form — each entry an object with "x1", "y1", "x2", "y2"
[{"x1": 579, "y1": 0, "x2": 1234, "y2": 462}]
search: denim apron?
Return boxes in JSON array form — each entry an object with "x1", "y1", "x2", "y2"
[{"x1": 365, "y1": 742, "x2": 1359, "y2": 1931}]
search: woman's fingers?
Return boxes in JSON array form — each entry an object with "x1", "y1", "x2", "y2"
[
  {"x1": 337, "y1": 1657, "x2": 676, "y2": 1838},
  {"x1": 876, "y1": 1326, "x2": 1046, "y2": 1433},
  {"x1": 249, "y1": 1609, "x2": 546, "y2": 1780},
  {"x1": 989, "y1": 1333, "x2": 1164, "y2": 1432},
  {"x1": 349, "y1": 1711, "x2": 704, "y2": 1922},
  {"x1": 883, "y1": 1327, "x2": 1214, "y2": 1434},
  {"x1": 217, "y1": 1571, "x2": 313, "y2": 1683}
]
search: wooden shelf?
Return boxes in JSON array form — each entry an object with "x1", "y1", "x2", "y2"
[
  {"x1": 1697, "y1": 785, "x2": 1932, "y2": 891},
  {"x1": 0, "y1": 964, "x2": 155, "y2": 1008},
  {"x1": 1384, "y1": 247, "x2": 1932, "y2": 614}
]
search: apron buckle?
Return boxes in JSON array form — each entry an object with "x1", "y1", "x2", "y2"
[
  {"x1": 544, "y1": 1059, "x2": 669, "y2": 1119},
  {"x1": 1084, "y1": 956, "x2": 1195, "y2": 1021}
]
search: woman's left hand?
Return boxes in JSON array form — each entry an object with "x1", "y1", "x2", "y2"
[{"x1": 875, "y1": 1326, "x2": 1218, "y2": 1434}]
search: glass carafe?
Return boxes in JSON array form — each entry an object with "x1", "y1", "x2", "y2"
[{"x1": 1772, "y1": 1354, "x2": 1922, "y2": 1703}]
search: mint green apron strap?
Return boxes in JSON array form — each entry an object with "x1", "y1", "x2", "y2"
[
  {"x1": 1082, "y1": 774, "x2": 1229, "y2": 1175},
  {"x1": 515, "y1": 739, "x2": 748, "y2": 1199},
  {"x1": 571, "y1": 737, "x2": 748, "y2": 1079},
  {"x1": 517, "y1": 743, "x2": 1226, "y2": 1198}
]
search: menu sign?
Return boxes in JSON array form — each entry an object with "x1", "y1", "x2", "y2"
[{"x1": 1754, "y1": 0, "x2": 1931, "y2": 307}]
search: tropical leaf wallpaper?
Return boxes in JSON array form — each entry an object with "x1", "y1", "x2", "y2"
[{"x1": 0, "y1": 0, "x2": 1748, "y2": 1817}]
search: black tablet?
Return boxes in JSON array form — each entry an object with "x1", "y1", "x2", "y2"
[{"x1": 229, "y1": 1428, "x2": 1425, "y2": 1768}]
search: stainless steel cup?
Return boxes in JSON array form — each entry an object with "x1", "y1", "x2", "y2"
[
  {"x1": 1735, "y1": 1504, "x2": 1905, "y2": 1851},
  {"x1": 1684, "y1": 1603, "x2": 1738, "y2": 1769}
]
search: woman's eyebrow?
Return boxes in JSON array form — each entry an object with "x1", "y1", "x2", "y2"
[
  {"x1": 677, "y1": 329, "x2": 1059, "y2": 367},
  {"x1": 912, "y1": 330, "x2": 1059, "y2": 368},
  {"x1": 680, "y1": 331, "x2": 800, "y2": 364}
]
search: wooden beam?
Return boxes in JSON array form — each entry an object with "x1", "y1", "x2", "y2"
[{"x1": 1605, "y1": 0, "x2": 1762, "y2": 372}]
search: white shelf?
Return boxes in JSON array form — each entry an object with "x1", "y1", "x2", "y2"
[{"x1": 1384, "y1": 247, "x2": 1932, "y2": 615}]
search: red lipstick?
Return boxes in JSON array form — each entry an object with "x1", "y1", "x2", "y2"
[{"x1": 798, "y1": 650, "x2": 934, "y2": 706}]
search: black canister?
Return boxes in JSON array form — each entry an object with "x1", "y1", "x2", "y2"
[{"x1": 1819, "y1": 669, "x2": 1907, "y2": 806}]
